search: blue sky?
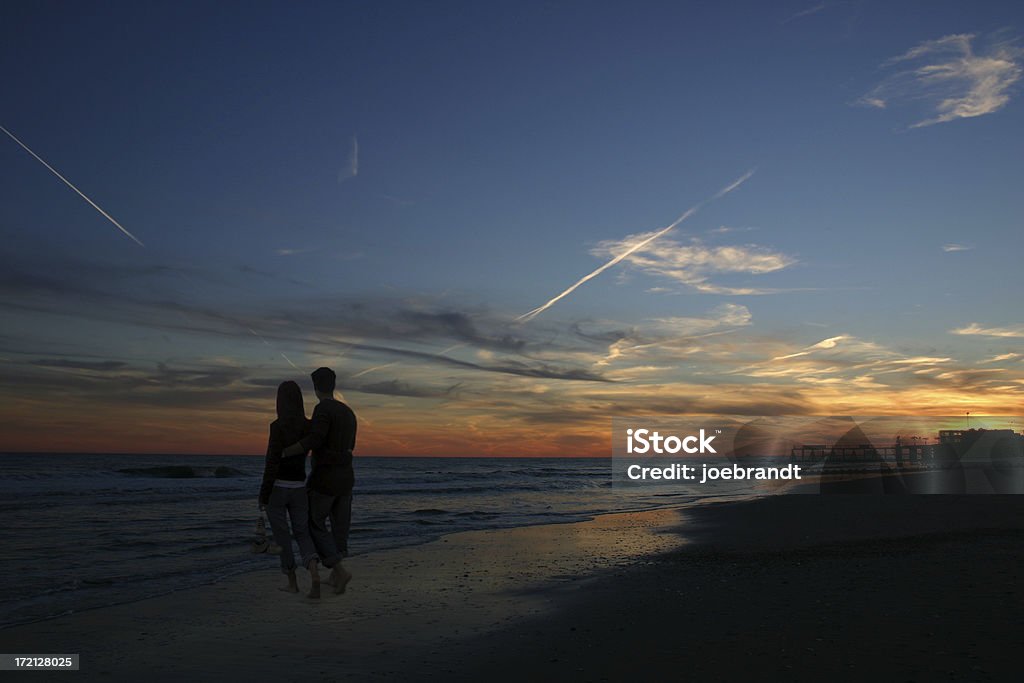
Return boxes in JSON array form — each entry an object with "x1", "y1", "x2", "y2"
[{"x1": 1, "y1": 1, "x2": 1022, "y2": 454}]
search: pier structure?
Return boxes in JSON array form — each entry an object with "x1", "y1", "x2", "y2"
[{"x1": 790, "y1": 428, "x2": 1023, "y2": 467}]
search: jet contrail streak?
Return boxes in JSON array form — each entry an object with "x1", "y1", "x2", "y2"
[
  {"x1": 516, "y1": 169, "x2": 756, "y2": 323},
  {"x1": 246, "y1": 327, "x2": 300, "y2": 370},
  {"x1": 247, "y1": 327, "x2": 274, "y2": 347},
  {"x1": 517, "y1": 207, "x2": 698, "y2": 322},
  {"x1": 2, "y1": 125, "x2": 313, "y2": 375},
  {"x1": 348, "y1": 343, "x2": 462, "y2": 380},
  {"x1": 438, "y1": 343, "x2": 466, "y2": 356},
  {"x1": 0, "y1": 125, "x2": 145, "y2": 247},
  {"x1": 712, "y1": 168, "x2": 756, "y2": 200},
  {"x1": 350, "y1": 362, "x2": 399, "y2": 379}
]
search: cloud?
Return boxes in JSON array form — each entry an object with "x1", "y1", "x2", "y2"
[
  {"x1": 5, "y1": 242, "x2": 1023, "y2": 457},
  {"x1": 950, "y1": 322, "x2": 1024, "y2": 338},
  {"x1": 30, "y1": 359, "x2": 128, "y2": 372},
  {"x1": 708, "y1": 225, "x2": 757, "y2": 235},
  {"x1": 0, "y1": 254, "x2": 614, "y2": 384},
  {"x1": 981, "y1": 352, "x2": 1021, "y2": 363},
  {"x1": 577, "y1": 303, "x2": 753, "y2": 367},
  {"x1": 889, "y1": 356, "x2": 952, "y2": 365},
  {"x1": 761, "y1": 335, "x2": 895, "y2": 369},
  {"x1": 860, "y1": 33, "x2": 1022, "y2": 128},
  {"x1": 781, "y1": 3, "x2": 828, "y2": 25},
  {"x1": 653, "y1": 303, "x2": 753, "y2": 331},
  {"x1": 771, "y1": 334, "x2": 850, "y2": 361},
  {"x1": 319, "y1": 340, "x2": 613, "y2": 383},
  {"x1": 930, "y1": 367, "x2": 1008, "y2": 388},
  {"x1": 3, "y1": 357, "x2": 259, "y2": 409},
  {"x1": 338, "y1": 135, "x2": 359, "y2": 183},
  {"x1": 573, "y1": 305, "x2": 751, "y2": 344},
  {"x1": 352, "y1": 379, "x2": 461, "y2": 399},
  {"x1": 738, "y1": 334, "x2": 1011, "y2": 398},
  {"x1": 942, "y1": 243, "x2": 973, "y2": 252},
  {"x1": 590, "y1": 235, "x2": 795, "y2": 294},
  {"x1": 395, "y1": 310, "x2": 528, "y2": 353}
]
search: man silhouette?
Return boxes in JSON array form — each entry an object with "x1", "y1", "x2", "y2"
[{"x1": 283, "y1": 367, "x2": 355, "y2": 594}]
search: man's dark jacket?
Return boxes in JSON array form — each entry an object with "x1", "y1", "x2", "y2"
[{"x1": 300, "y1": 398, "x2": 357, "y2": 496}]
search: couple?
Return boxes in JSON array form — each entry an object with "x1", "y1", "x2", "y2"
[{"x1": 258, "y1": 366, "x2": 356, "y2": 598}]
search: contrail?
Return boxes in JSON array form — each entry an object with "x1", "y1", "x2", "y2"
[
  {"x1": 712, "y1": 168, "x2": 756, "y2": 200},
  {"x1": 438, "y1": 342, "x2": 467, "y2": 355},
  {"x1": 176, "y1": 268, "x2": 303, "y2": 373},
  {"x1": 2, "y1": 124, "x2": 309, "y2": 374},
  {"x1": 247, "y1": 327, "x2": 300, "y2": 370},
  {"x1": 517, "y1": 169, "x2": 756, "y2": 323},
  {"x1": 348, "y1": 343, "x2": 462, "y2": 380},
  {"x1": 0, "y1": 124, "x2": 145, "y2": 247},
  {"x1": 516, "y1": 207, "x2": 698, "y2": 322},
  {"x1": 350, "y1": 362, "x2": 399, "y2": 379}
]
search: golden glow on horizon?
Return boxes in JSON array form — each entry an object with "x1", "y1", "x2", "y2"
[
  {"x1": 1, "y1": 377, "x2": 1020, "y2": 456},
  {"x1": 2, "y1": 305, "x2": 1021, "y2": 456}
]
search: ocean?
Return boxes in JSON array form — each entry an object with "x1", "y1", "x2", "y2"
[{"x1": 0, "y1": 453, "x2": 734, "y2": 629}]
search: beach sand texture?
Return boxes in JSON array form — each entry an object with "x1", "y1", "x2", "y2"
[{"x1": 3, "y1": 495, "x2": 1022, "y2": 681}]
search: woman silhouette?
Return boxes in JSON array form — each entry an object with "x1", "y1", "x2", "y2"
[{"x1": 258, "y1": 381, "x2": 322, "y2": 597}]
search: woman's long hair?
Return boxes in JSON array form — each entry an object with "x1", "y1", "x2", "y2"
[{"x1": 276, "y1": 380, "x2": 306, "y2": 420}]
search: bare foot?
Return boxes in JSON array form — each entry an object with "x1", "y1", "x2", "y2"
[
  {"x1": 279, "y1": 570, "x2": 299, "y2": 593},
  {"x1": 307, "y1": 560, "x2": 321, "y2": 599},
  {"x1": 330, "y1": 565, "x2": 352, "y2": 594}
]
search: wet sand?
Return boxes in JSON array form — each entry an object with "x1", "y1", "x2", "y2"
[
  {"x1": 455, "y1": 495, "x2": 1024, "y2": 681},
  {"x1": 3, "y1": 495, "x2": 1022, "y2": 681},
  {"x1": 1, "y1": 508, "x2": 683, "y2": 680}
]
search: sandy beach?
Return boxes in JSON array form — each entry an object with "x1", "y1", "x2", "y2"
[
  {"x1": 4, "y1": 1, "x2": 1023, "y2": 681},
  {"x1": 4, "y1": 495, "x2": 1022, "y2": 681}
]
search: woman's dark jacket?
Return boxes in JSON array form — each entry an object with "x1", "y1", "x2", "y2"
[{"x1": 258, "y1": 416, "x2": 311, "y2": 505}]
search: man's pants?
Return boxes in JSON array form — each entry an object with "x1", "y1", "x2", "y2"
[
  {"x1": 265, "y1": 485, "x2": 318, "y2": 573},
  {"x1": 331, "y1": 492, "x2": 352, "y2": 555},
  {"x1": 307, "y1": 489, "x2": 352, "y2": 567}
]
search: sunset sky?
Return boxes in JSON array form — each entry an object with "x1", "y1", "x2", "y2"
[{"x1": 1, "y1": 1, "x2": 1022, "y2": 456}]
